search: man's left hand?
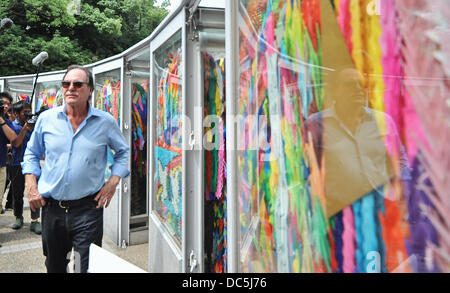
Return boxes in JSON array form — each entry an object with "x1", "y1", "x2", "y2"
[{"x1": 95, "y1": 175, "x2": 120, "y2": 209}]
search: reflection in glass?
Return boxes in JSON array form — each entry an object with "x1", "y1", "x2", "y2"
[
  {"x1": 306, "y1": 68, "x2": 399, "y2": 217},
  {"x1": 153, "y1": 31, "x2": 183, "y2": 245},
  {"x1": 237, "y1": 0, "x2": 449, "y2": 273}
]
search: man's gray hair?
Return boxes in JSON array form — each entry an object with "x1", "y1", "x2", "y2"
[{"x1": 63, "y1": 65, "x2": 94, "y2": 90}]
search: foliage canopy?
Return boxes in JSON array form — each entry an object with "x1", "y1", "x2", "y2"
[{"x1": 0, "y1": 0, "x2": 169, "y2": 76}]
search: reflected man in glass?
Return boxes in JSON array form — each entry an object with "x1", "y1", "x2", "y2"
[{"x1": 305, "y1": 67, "x2": 409, "y2": 218}]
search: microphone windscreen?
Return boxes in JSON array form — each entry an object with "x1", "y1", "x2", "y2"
[
  {"x1": 32, "y1": 51, "x2": 49, "y2": 66},
  {"x1": 0, "y1": 18, "x2": 13, "y2": 29}
]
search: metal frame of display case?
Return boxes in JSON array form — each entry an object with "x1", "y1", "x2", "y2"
[{"x1": 225, "y1": 0, "x2": 239, "y2": 273}]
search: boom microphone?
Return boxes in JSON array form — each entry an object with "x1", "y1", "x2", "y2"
[
  {"x1": 30, "y1": 51, "x2": 49, "y2": 108},
  {"x1": 32, "y1": 51, "x2": 48, "y2": 66},
  {"x1": 0, "y1": 18, "x2": 13, "y2": 30}
]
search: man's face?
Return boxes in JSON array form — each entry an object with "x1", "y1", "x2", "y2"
[
  {"x1": 336, "y1": 68, "x2": 367, "y2": 109},
  {"x1": 1, "y1": 97, "x2": 11, "y2": 114},
  {"x1": 19, "y1": 107, "x2": 31, "y2": 124},
  {"x1": 62, "y1": 69, "x2": 93, "y2": 107}
]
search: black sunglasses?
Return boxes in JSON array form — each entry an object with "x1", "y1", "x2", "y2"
[{"x1": 61, "y1": 80, "x2": 88, "y2": 89}]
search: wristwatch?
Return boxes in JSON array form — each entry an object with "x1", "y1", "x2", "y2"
[{"x1": 0, "y1": 122, "x2": 6, "y2": 126}]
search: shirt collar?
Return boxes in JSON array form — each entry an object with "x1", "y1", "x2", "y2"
[{"x1": 58, "y1": 102, "x2": 101, "y2": 119}]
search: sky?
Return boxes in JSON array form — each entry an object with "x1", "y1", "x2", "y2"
[
  {"x1": 156, "y1": 0, "x2": 182, "y2": 11},
  {"x1": 155, "y1": 0, "x2": 225, "y2": 12}
]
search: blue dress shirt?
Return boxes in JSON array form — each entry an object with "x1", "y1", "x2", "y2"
[{"x1": 21, "y1": 104, "x2": 130, "y2": 201}]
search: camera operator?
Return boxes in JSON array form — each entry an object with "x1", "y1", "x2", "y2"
[
  {"x1": 0, "y1": 92, "x2": 18, "y2": 214},
  {"x1": 9, "y1": 101, "x2": 41, "y2": 233}
]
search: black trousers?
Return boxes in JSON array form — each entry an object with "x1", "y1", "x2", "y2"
[
  {"x1": 5, "y1": 164, "x2": 12, "y2": 208},
  {"x1": 41, "y1": 197, "x2": 103, "y2": 273},
  {"x1": 10, "y1": 165, "x2": 40, "y2": 220}
]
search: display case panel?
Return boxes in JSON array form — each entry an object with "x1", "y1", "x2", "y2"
[
  {"x1": 152, "y1": 30, "x2": 183, "y2": 246},
  {"x1": 94, "y1": 68, "x2": 122, "y2": 180},
  {"x1": 235, "y1": 0, "x2": 450, "y2": 273}
]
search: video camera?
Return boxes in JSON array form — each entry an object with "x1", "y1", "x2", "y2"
[{"x1": 26, "y1": 105, "x2": 49, "y2": 126}]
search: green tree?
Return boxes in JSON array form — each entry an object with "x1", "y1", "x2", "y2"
[{"x1": 0, "y1": 0, "x2": 168, "y2": 76}]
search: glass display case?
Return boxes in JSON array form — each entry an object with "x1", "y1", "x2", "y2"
[
  {"x1": 152, "y1": 30, "x2": 183, "y2": 246},
  {"x1": 233, "y1": 0, "x2": 450, "y2": 273}
]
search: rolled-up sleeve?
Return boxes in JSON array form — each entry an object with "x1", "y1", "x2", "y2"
[
  {"x1": 107, "y1": 118, "x2": 130, "y2": 178},
  {"x1": 21, "y1": 117, "x2": 45, "y2": 177}
]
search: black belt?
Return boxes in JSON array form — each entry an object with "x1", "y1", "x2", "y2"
[{"x1": 46, "y1": 193, "x2": 99, "y2": 209}]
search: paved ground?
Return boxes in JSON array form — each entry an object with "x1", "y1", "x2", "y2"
[{"x1": 0, "y1": 193, "x2": 148, "y2": 273}]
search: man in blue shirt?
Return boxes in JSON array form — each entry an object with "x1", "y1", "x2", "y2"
[
  {"x1": 0, "y1": 92, "x2": 18, "y2": 214},
  {"x1": 22, "y1": 65, "x2": 130, "y2": 273},
  {"x1": 9, "y1": 101, "x2": 41, "y2": 233}
]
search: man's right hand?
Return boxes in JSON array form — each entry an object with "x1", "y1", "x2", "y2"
[
  {"x1": 28, "y1": 192, "x2": 46, "y2": 212},
  {"x1": 25, "y1": 174, "x2": 46, "y2": 212}
]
